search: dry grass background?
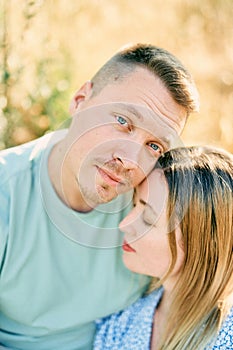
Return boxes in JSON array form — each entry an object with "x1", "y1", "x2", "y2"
[{"x1": 1, "y1": 0, "x2": 233, "y2": 151}]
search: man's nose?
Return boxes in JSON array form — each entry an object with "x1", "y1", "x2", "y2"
[
  {"x1": 112, "y1": 141, "x2": 144, "y2": 171},
  {"x1": 112, "y1": 154, "x2": 138, "y2": 171}
]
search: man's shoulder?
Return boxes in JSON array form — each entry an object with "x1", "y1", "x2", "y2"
[
  {"x1": 0, "y1": 137, "x2": 41, "y2": 182},
  {"x1": 0, "y1": 131, "x2": 65, "y2": 185}
]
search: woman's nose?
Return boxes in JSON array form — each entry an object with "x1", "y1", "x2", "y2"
[{"x1": 119, "y1": 207, "x2": 141, "y2": 235}]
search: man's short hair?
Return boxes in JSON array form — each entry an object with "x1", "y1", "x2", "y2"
[{"x1": 91, "y1": 43, "x2": 199, "y2": 116}]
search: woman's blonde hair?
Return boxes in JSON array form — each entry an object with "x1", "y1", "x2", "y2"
[{"x1": 153, "y1": 146, "x2": 233, "y2": 349}]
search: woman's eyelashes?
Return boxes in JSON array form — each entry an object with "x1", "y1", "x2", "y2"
[
  {"x1": 132, "y1": 190, "x2": 138, "y2": 207},
  {"x1": 142, "y1": 208, "x2": 158, "y2": 227},
  {"x1": 142, "y1": 215, "x2": 156, "y2": 227}
]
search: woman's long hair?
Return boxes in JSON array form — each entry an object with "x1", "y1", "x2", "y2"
[{"x1": 154, "y1": 146, "x2": 233, "y2": 349}]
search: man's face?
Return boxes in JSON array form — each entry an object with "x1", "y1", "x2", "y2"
[{"x1": 63, "y1": 67, "x2": 186, "y2": 210}]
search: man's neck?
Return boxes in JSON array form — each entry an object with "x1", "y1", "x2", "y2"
[{"x1": 48, "y1": 140, "x2": 94, "y2": 213}]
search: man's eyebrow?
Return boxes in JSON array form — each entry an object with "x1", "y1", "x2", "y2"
[
  {"x1": 125, "y1": 105, "x2": 144, "y2": 121},
  {"x1": 114, "y1": 104, "x2": 144, "y2": 121}
]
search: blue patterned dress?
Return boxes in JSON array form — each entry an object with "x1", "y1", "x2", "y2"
[{"x1": 94, "y1": 288, "x2": 233, "y2": 349}]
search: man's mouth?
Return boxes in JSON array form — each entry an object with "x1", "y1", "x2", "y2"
[{"x1": 96, "y1": 166, "x2": 126, "y2": 187}]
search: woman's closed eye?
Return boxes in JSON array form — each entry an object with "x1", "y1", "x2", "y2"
[{"x1": 143, "y1": 210, "x2": 158, "y2": 227}]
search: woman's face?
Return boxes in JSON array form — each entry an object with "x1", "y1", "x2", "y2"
[{"x1": 119, "y1": 169, "x2": 184, "y2": 289}]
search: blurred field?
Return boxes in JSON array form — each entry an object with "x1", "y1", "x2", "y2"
[{"x1": 0, "y1": 0, "x2": 232, "y2": 151}]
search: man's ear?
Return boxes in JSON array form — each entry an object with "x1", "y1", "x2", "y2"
[{"x1": 69, "y1": 81, "x2": 93, "y2": 115}]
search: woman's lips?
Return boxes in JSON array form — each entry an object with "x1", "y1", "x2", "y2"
[{"x1": 122, "y1": 239, "x2": 136, "y2": 252}]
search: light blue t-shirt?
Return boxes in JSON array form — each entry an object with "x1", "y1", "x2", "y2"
[{"x1": 0, "y1": 131, "x2": 150, "y2": 350}]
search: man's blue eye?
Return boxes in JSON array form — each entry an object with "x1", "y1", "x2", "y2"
[
  {"x1": 149, "y1": 143, "x2": 160, "y2": 152},
  {"x1": 151, "y1": 144, "x2": 158, "y2": 150},
  {"x1": 117, "y1": 116, "x2": 128, "y2": 125}
]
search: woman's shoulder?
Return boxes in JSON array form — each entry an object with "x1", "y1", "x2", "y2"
[
  {"x1": 96, "y1": 287, "x2": 162, "y2": 327},
  {"x1": 211, "y1": 307, "x2": 233, "y2": 349},
  {"x1": 94, "y1": 288, "x2": 163, "y2": 350}
]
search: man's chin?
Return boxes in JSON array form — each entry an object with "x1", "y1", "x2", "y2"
[
  {"x1": 96, "y1": 186, "x2": 118, "y2": 204},
  {"x1": 80, "y1": 183, "x2": 131, "y2": 209},
  {"x1": 99, "y1": 182, "x2": 133, "y2": 197}
]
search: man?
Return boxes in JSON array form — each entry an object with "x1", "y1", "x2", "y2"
[{"x1": 0, "y1": 44, "x2": 199, "y2": 349}]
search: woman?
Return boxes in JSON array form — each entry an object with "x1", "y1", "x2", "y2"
[{"x1": 94, "y1": 146, "x2": 233, "y2": 350}]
